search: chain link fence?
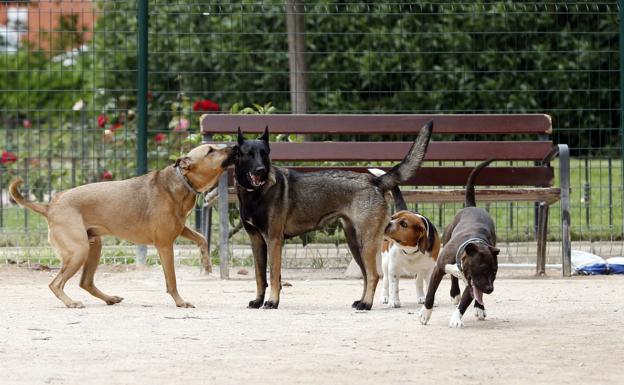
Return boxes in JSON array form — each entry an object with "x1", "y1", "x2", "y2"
[{"x1": 1, "y1": 1, "x2": 622, "y2": 269}]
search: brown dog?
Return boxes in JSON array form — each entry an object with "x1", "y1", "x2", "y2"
[
  {"x1": 418, "y1": 158, "x2": 499, "y2": 328},
  {"x1": 9, "y1": 144, "x2": 234, "y2": 308}
]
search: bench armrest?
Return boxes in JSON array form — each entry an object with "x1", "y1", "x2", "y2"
[{"x1": 541, "y1": 144, "x2": 571, "y2": 277}]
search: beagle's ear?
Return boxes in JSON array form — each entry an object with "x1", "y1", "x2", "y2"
[
  {"x1": 417, "y1": 230, "x2": 429, "y2": 254},
  {"x1": 175, "y1": 156, "x2": 193, "y2": 170},
  {"x1": 260, "y1": 125, "x2": 269, "y2": 143},
  {"x1": 237, "y1": 126, "x2": 245, "y2": 146}
]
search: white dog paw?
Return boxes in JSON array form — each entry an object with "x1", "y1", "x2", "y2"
[
  {"x1": 448, "y1": 309, "x2": 464, "y2": 328},
  {"x1": 475, "y1": 307, "x2": 487, "y2": 320},
  {"x1": 388, "y1": 299, "x2": 401, "y2": 308},
  {"x1": 418, "y1": 306, "x2": 432, "y2": 325},
  {"x1": 416, "y1": 296, "x2": 426, "y2": 304}
]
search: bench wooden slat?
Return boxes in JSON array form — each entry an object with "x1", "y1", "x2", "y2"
[
  {"x1": 201, "y1": 114, "x2": 552, "y2": 135},
  {"x1": 211, "y1": 141, "x2": 553, "y2": 161},
  {"x1": 400, "y1": 188, "x2": 562, "y2": 204},
  {"x1": 225, "y1": 167, "x2": 554, "y2": 187},
  {"x1": 222, "y1": 188, "x2": 561, "y2": 205}
]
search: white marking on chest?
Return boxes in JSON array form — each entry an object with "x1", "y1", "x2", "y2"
[{"x1": 388, "y1": 245, "x2": 434, "y2": 274}]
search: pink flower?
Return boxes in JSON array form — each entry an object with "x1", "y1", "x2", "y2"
[
  {"x1": 23, "y1": 119, "x2": 31, "y2": 128},
  {"x1": 101, "y1": 170, "x2": 113, "y2": 181},
  {"x1": 1, "y1": 151, "x2": 18, "y2": 165},
  {"x1": 174, "y1": 118, "x2": 190, "y2": 132},
  {"x1": 192, "y1": 99, "x2": 219, "y2": 112},
  {"x1": 154, "y1": 133, "x2": 167, "y2": 144},
  {"x1": 97, "y1": 114, "x2": 109, "y2": 128}
]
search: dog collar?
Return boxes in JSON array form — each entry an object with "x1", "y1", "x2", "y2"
[
  {"x1": 401, "y1": 247, "x2": 420, "y2": 255},
  {"x1": 456, "y1": 238, "x2": 489, "y2": 272},
  {"x1": 175, "y1": 166, "x2": 200, "y2": 195}
]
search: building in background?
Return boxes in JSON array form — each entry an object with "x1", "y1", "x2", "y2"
[{"x1": 1, "y1": 1, "x2": 96, "y2": 52}]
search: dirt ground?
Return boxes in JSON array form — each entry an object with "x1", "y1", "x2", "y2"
[{"x1": 1, "y1": 265, "x2": 623, "y2": 385}]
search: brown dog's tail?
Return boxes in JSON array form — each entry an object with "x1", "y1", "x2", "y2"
[
  {"x1": 375, "y1": 120, "x2": 433, "y2": 193},
  {"x1": 465, "y1": 158, "x2": 495, "y2": 207},
  {"x1": 9, "y1": 178, "x2": 48, "y2": 217}
]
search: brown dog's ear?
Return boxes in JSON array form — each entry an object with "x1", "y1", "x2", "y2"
[
  {"x1": 464, "y1": 243, "x2": 478, "y2": 255},
  {"x1": 260, "y1": 125, "x2": 269, "y2": 143},
  {"x1": 175, "y1": 156, "x2": 193, "y2": 170},
  {"x1": 237, "y1": 126, "x2": 245, "y2": 146}
]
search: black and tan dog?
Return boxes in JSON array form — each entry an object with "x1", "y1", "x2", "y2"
[
  {"x1": 10, "y1": 144, "x2": 235, "y2": 308},
  {"x1": 418, "y1": 158, "x2": 499, "y2": 327},
  {"x1": 235, "y1": 121, "x2": 433, "y2": 310}
]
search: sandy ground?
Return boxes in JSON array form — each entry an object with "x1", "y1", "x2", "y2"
[{"x1": 1, "y1": 265, "x2": 623, "y2": 385}]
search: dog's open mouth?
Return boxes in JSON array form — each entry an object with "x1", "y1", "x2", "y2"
[
  {"x1": 248, "y1": 172, "x2": 265, "y2": 188},
  {"x1": 472, "y1": 286, "x2": 484, "y2": 305}
]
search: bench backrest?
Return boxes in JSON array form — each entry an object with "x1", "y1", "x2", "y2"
[{"x1": 201, "y1": 114, "x2": 554, "y2": 187}]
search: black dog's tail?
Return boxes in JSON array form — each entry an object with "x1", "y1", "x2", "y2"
[
  {"x1": 368, "y1": 168, "x2": 408, "y2": 211},
  {"x1": 465, "y1": 158, "x2": 495, "y2": 207},
  {"x1": 374, "y1": 120, "x2": 433, "y2": 194}
]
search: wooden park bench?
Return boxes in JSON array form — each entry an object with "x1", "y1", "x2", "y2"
[{"x1": 200, "y1": 114, "x2": 571, "y2": 277}]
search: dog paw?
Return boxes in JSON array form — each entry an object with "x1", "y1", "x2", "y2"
[
  {"x1": 451, "y1": 295, "x2": 460, "y2": 306},
  {"x1": 388, "y1": 299, "x2": 401, "y2": 308},
  {"x1": 416, "y1": 296, "x2": 426, "y2": 304},
  {"x1": 448, "y1": 309, "x2": 464, "y2": 328},
  {"x1": 176, "y1": 301, "x2": 195, "y2": 308},
  {"x1": 248, "y1": 298, "x2": 264, "y2": 309},
  {"x1": 352, "y1": 300, "x2": 361, "y2": 309},
  {"x1": 355, "y1": 301, "x2": 372, "y2": 311},
  {"x1": 380, "y1": 296, "x2": 389, "y2": 304},
  {"x1": 475, "y1": 307, "x2": 487, "y2": 320},
  {"x1": 66, "y1": 301, "x2": 85, "y2": 309},
  {"x1": 105, "y1": 296, "x2": 124, "y2": 305},
  {"x1": 418, "y1": 306, "x2": 432, "y2": 325},
  {"x1": 262, "y1": 300, "x2": 279, "y2": 309}
]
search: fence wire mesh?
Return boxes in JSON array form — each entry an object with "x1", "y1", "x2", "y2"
[{"x1": 0, "y1": 1, "x2": 622, "y2": 269}]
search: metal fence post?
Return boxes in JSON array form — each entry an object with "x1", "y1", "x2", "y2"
[
  {"x1": 135, "y1": 0, "x2": 149, "y2": 265},
  {"x1": 620, "y1": 0, "x2": 624, "y2": 241},
  {"x1": 218, "y1": 173, "x2": 230, "y2": 279}
]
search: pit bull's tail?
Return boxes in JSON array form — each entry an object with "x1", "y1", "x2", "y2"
[
  {"x1": 375, "y1": 120, "x2": 433, "y2": 195},
  {"x1": 9, "y1": 178, "x2": 48, "y2": 217},
  {"x1": 465, "y1": 158, "x2": 495, "y2": 207}
]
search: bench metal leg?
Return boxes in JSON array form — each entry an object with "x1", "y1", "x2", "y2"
[
  {"x1": 559, "y1": 144, "x2": 571, "y2": 277},
  {"x1": 218, "y1": 173, "x2": 230, "y2": 279},
  {"x1": 536, "y1": 202, "x2": 549, "y2": 276},
  {"x1": 202, "y1": 206, "x2": 212, "y2": 273}
]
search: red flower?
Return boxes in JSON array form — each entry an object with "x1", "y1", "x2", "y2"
[
  {"x1": 154, "y1": 133, "x2": 166, "y2": 144},
  {"x1": 1, "y1": 151, "x2": 18, "y2": 165},
  {"x1": 23, "y1": 119, "x2": 31, "y2": 128},
  {"x1": 110, "y1": 122, "x2": 123, "y2": 132},
  {"x1": 101, "y1": 170, "x2": 113, "y2": 181},
  {"x1": 97, "y1": 114, "x2": 109, "y2": 128},
  {"x1": 192, "y1": 99, "x2": 219, "y2": 112}
]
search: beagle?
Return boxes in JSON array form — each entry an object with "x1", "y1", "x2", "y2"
[{"x1": 380, "y1": 210, "x2": 441, "y2": 307}]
